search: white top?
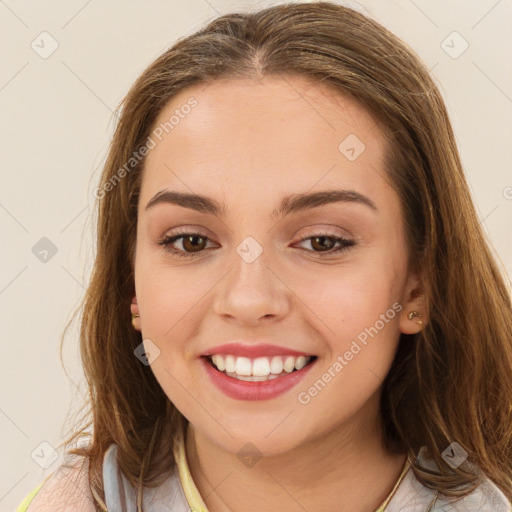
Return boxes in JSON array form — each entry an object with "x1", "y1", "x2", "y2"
[{"x1": 22, "y1": 440, "x2": 512, "y2": 512}]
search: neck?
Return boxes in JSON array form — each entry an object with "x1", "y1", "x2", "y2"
[{"x1": 185, "y1": 393, "x2": 407, "y2": 512}]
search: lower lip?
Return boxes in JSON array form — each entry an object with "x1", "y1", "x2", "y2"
[{"x1": 200, "y1": 356, "x2": 316, "y2": 401}]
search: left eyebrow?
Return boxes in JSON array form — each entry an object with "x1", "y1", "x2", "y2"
[{"x1": 144, "y1": 189, "x2": 378, "y2": 217}]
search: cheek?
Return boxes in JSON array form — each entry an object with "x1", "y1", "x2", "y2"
[
  {"x1": 293, "y1": 264, "x2": 402, "y2": 422},
  {"x1": 291, "y1": 252, "x2": 403, "y2": 343},
  {"x1": 134, "y1": 253, "x2": 211, "y2": 353},
  {"x1": 134, "y1": 259, "x2": 207, "y2": 405}
]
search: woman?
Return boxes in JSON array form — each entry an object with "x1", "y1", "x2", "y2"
[{"x1": 17, "y1": 2, "x2": 512, "y2": 511}]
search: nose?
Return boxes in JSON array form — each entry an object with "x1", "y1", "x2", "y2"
[{"x1": 212, "y1": 241, "x2": 290, "y2": 326}]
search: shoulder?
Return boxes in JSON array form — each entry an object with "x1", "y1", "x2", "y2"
[
  {"x1": 17, "y1": 442, "x2": 190, "y2": 512},
  {"x1": 16, "y1": 452, "x2": 96, "y2": 512},
  {"x1": 387, "y1": 464, "x2": 511, "y2": 512},
  {"x1": 437, "y1": 477, "x2": 512, "y2": 512}
]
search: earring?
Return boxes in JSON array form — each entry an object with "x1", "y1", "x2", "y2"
[
  {"x1": 407, "y1": 311, "x2": 423, "y2": 328},
  {"x1": 131, "y1": 296, "x2": 140, "y2": 329}
]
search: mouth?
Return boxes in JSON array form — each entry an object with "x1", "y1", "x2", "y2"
[{"x1": 202, "y1": 354, "x2": 318, "y2": 382}]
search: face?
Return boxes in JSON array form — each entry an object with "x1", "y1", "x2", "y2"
[{"x1": 133, "y1": 75, "x2": 422, "y2": 456}]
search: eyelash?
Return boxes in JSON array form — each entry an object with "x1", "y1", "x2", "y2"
[{"x1": 156, "y1": 229, "x2": 355, "y2": 259}]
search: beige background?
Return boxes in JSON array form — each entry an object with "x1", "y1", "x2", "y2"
[{"x1": 1, "y1": 0, "x2": 511, "y2": 509}]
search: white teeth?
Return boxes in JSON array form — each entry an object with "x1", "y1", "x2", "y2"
[
  {"x1": 270, "y1": 356, "x2": 283, "y2": 374},
  {"x1": 252, "y1": 357, "x2": 271, "y2": 377},
  {"x1": 283, "y1": 356, "x2": 295, "y2": 373},
  {"x1": 235, "y1": 357, "x2": 252, "y2": 376},
  {"x1": 208, "y1": 354, "x2": 314, "y2": 379},
  {"x1": 225, "y1": 355, "x2": 236, "y2": 373},
  {"x1": 295, "y1": 356, "x2": 307, "y2": 370},
  {"x1": 233, "y1": 374, "x2": 271, "y2": 382},
  {"x1": 212, "y1": 355, "x2": 225, "y2": 371}
]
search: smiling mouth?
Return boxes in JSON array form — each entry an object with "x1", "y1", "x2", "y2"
[{"x1": 203, "y1": 354, "x2": 317, "y2": 381}]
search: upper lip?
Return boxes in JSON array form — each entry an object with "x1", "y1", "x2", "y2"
[{"x1": 201, "y1": 342, "x2": 314, "y2": 359}]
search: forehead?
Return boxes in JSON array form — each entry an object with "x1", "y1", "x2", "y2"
[{"x1": 139, "y1": 75, "x2": 391, "y2": 212}]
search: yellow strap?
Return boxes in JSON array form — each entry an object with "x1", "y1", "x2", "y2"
[
  {"x1": 15, "y1": 481, "x2": 45, "y2": 512},
  {"x1": 173, "y1": 424, "x2": 209, "y2": 512},
  {"x1": 16, "y1": 471, "x2": 57, "y2": 512},
  {"x1": 375, "y1": 457, "x2": 411, "y2": 511},
  {"x1": 174, "y1": 423, "x2": 410, "y2": 512}
]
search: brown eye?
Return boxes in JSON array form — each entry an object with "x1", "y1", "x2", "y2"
[
  {"x1": 295, "y1": 234, "x2": 355, "y2": 257},
  {"x1": 181, "y1": 234, "x2": 207, "y2": 252},
  {"x1": 310, "y1": 236, "x2": 337, "y2": 252},
  {"x1": 158, "y1": 231, "x2": 214, "y2": 257}
]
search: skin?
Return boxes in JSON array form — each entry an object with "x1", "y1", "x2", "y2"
[{"x1": 132, "y1": 75, "x2": 425, "y2": 512}]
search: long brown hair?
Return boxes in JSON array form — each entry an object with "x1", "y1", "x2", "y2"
[{"x1": 58, "y1": 2, "x2": 512, "y2": 509}]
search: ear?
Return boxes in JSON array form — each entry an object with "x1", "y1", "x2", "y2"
[
  {"x1": 399, "y1": 270, "x2": 427, "y2": 335},
  {"x1": 130, "y1": 296, "x2": 141, "y2": 332}
]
